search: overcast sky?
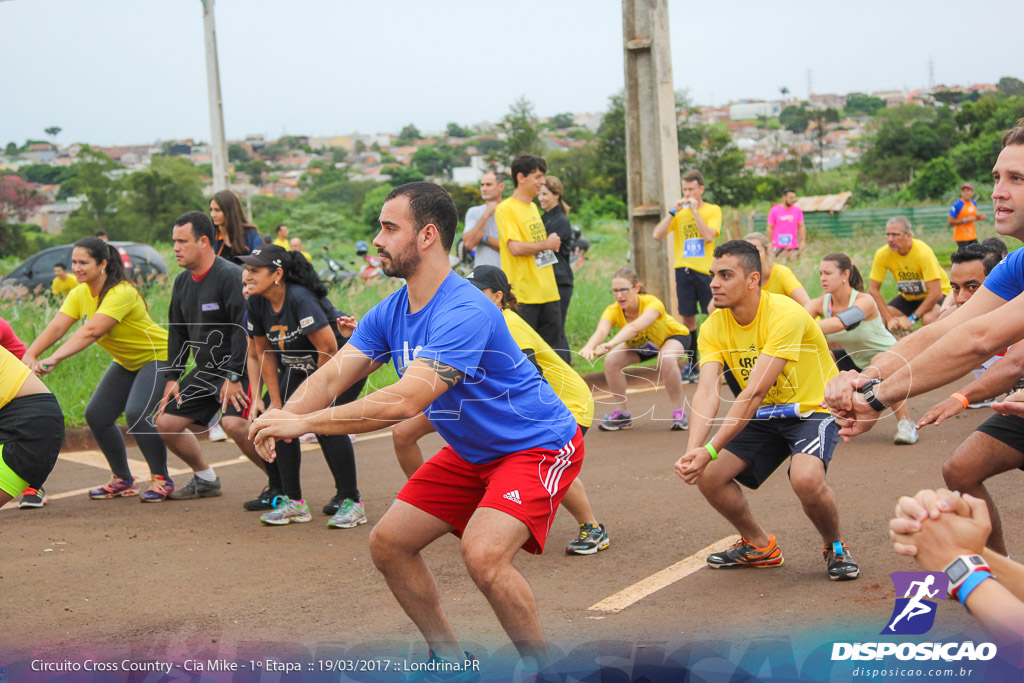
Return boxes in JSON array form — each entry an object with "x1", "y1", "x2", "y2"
[{"x1": 3, "y1": 0, "x2": 1019, "y2": 147}]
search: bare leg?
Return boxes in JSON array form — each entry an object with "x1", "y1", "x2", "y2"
[
  {"x1": 942, "y1": 432, "x2": 1024, "y2": 555},
  {"x1": 891, "y1": 400, "x2": 912, "y2": 423},
  {"x1": 658, "y1": 339, "x2": 687, "y2": 411},
  {"x1": 559, "y1": 478, "x2": 598, "y2": 526},
  {"x1": 0, "y1": 490, "x2": 12, "y2": 507},
  {"x1": 789, "y1": 453, "x2": 842, "y2": 545},
  {"x1": 155, "y1": 413, "x2": 211, "y2": 471},
  {"x1": 696, "y1": 449, "x2": 770, "y2": 547},
  {"x1": 461, "y1": 507, "x2": 549, "y2": 666},
  {"x1": 392, "y1": 413, "x2": 434, "y2": 479},
  {"x1": 602, "y1": 347, "x2": 640, "y2": 411},
  {"x1": 682, "y1": 315, "x2": 697, "y2": 333},
  {"x1": 369, "y1": 500, "x2": 462, "y2": 661},
  {"x1": 221, "y1": 416, "x2": 265, "y2": 472}
]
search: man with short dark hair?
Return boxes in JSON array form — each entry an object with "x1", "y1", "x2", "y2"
[
  {"x1": 156, "y1": 211, "x2": 258, "y2": 500},
  {"x1": 653, "y1": 170, "x2": 723, "y2": 378},
  {"x1": 949, "y1": 183, "x2": 987, "y2": 249},
  {"x1": 495, "y1": 153, "x2": 564, "y2": 350},
  {"x1": 767, "y1": 188, "x2": 806, "y2": 262},
  {"x1": 462, "y1": 170, "x2": 504, "y2": 268},
  {"x1": 868, "y1": 216, "x2": 951, "y2": 332},
  {"x1": 51, "y1": 263, "x2": 77, "y2": 298},
  {"x1": 250, "y1": 182, "x2": 584, "y2": 674},
  {"x1": 676, "y1": 240, "x2": 857, "y2": 581},
  {"x1": 273, "y1": 224, "x2": 289, "y2": 249},
  {"x1": 95, "y1": 230, "x2": 109, "y2": 242}
]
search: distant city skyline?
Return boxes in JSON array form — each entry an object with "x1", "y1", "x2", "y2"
[{"x1": 3, "y1": 0, "x2": 1018, "y2": 146}]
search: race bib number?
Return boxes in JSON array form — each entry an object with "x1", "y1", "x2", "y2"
[
  {"x1": 282, "y1": 354, "x2": 317, "y2": 373},
  {"x1": 777, "y1": 233, "x2": 793, "y2": 246},
  {"x1": 897, "y1": 280, "x2": 926, "y2": 297},
  {"x1": 534, "y1": 250, "x2": 557, "y2": 269},
  {"x1": 683, "y1": 238, "x2": 705, "y2": 258}
]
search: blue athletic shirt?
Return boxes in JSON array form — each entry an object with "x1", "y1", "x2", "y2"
[
  {"x1": 981, "y1": 246, "x2": 1024, "y2": 302},
  {"x1": 348, "y1": 270, "x2": 577, "y2": 464}
]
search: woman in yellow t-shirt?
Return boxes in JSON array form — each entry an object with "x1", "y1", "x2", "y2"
[
  {"x1": 390, "y1": 265, "x2": 610, "y2": 556},
  {"x1": 744, "y1": 232, "x2": 810, "y2": 306},
  {"x1": 579, "y1": 268, "x2": 690, "y2": 432},
  {"x1": 22, "y1": 238, "x2": 173, "y2": 502}
]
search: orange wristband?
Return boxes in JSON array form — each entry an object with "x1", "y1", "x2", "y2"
[{"x1": 950, "y1": 392, "x2": 970, "y2": 409}]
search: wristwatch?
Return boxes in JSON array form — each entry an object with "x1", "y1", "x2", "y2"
[
  {"x1": 943, "y1": 554, "x2": 990, "y2": 598},
  {"x1": 908, "y1": 313, "x2": 920, "y2": 324},
  {"x1": 226, "y1": 372, "x2": 242, "y2": 383},
  {"x1": 859, "y1": 378, "x2": 888, "y2": 412}
]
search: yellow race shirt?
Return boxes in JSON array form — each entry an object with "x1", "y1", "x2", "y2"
[
  {"x1": 503, "y1": 309, "x2": 594, "y2": 427},
  {"x1": 670, "y1": 202, "x2": 723, "y2": 274},
  {"x1": 60, "y1": 281, "x2": 168, "y2": 371},
  {"x1": 763, "y1": 263, "x2": 804, "y2": 298},
  {"x1": 495, "y1": 197, "x2": 559, "y2": 304},
  {"x1": 0, "y1": 345, "x2": 31, "y2": 411},
  {"x1": 698, "y1": 292, "x2": 837, "y2": 414},
  {"x1": 600, "y1": 293, "x2": 690, "y2": 351},
  {"x1": 869, "y1": 239, "x2": 952, "y2": 301},
  {"x1": 273, "y1": 237, "x2": 290, "y2": 249},
  {"x1": 51, "y1": 274, "x2": 79, "y2": 297}
]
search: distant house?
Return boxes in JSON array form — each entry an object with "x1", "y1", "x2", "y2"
[{"x1": 24, "y1": 143, "x2": 57, "y2": 163}]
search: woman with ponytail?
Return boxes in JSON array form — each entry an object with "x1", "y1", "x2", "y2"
[
  {"x1": 210, "y1": 190, "x2": 262, "y2": 265},
  {"x1": 538, "y1": 175, "x2": 575, "y2": 362},
  {"x1": 22, "y1": 238, "x2": 173, "y2": 501},
  {"x1": 239, "y1": 245, "x2": 365, "y2": 528},
  {"x1": 805, "y1": 252, "x2": 918, "y2": 445}
]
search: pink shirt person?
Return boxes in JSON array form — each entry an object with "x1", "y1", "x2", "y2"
[{"x1": 768, "y1": 203, "x2": 804, "y2": 249}]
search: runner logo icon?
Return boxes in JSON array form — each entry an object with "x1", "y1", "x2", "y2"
[
  {"x1": 882, "y1": 571, "x2": 947, "y2": 635},
  {"x1": 502, "y1": 490, "x2": 522, "y2": 505}
]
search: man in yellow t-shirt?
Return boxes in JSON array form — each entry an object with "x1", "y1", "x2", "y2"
[
  {"x1": 653, "y1": 170, "x2": 722, "y2": 377},
  {"x1": 495, "y1": 152, "x2": 564, "y2": 353},
  {"x1": 273, "y1": 224, "x2": 290, "y2": 249},
  {"x1": 0, "y1": 345, "x2": 64, "y2": 509},
  {"x1": 674, "y1": 240, "x2": 858, "y2": 581},
  {"x1": 51, "y1": 263, "x2": 78, "y2": 298},
  {"x1": 289, "y1": 237, "x2": 313, "y2": 263},
  {"x1": 869, "y1": 216, "x2": 951, "y2": 333}
]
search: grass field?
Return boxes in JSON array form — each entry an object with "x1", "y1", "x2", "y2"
[{"x1": 0, "y1": 221, "x2": 972, "y2": 428}]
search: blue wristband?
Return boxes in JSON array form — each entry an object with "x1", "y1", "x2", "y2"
[
  {"x1": 957, "y1": 570, "x2": 993, "y2": 607},
  {"x1": 669, "y1": 208, "x2": 677, "y2": 216}
]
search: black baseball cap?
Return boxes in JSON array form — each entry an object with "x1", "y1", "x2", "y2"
[
  {"x1": 237, "y1": 245, "x2": 287, "y2": 268},
  {"x1": 466, "y1": 265, "x2": 510, "y2": 294}
]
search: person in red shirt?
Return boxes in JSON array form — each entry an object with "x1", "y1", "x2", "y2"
[{"x1": 0, "y1": 317, "x2": 26, "y2": 360}]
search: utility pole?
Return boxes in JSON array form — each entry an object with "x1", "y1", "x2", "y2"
[
  {"x1": 202, "y1": 0, "x2": 229, "y2": 192},
  {"x1": 621, "y1": 0, "x2": 679, "y2": 308}
]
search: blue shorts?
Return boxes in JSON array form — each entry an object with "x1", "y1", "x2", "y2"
[{"x1": 723, "y1": 412, "x2": 839, "y2": 490}]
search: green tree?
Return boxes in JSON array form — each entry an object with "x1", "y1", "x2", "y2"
[
  {"x1": 497, "y1": 96, "x2": 543, "y2": 161},
  {"x1": 116, "y1": 157, "x2": 205, "y2": 243},
  {"x1": 809, "y1": 107, "x2": 840, "y2": 171},
  {"x1": 997, "y1": 77, "x2": 1024, "y2": 97},
  {"x1": 228, "y1": 143, "x2": 250, "y2": 163},
  {"x1": 446, "y1": 122, "x2": 470, "y2": 138},
  {"x1": 360, "y1": 184, "x2": 393, "y2": 227},
  {"x1": 594, "y1": 93, "x2": 626, "y2": 202},
  {"x1": 779, "y1": 105, "x2": 809, "y2": 133},
  {"x1": 550, "y1": 112, "x2": 575, "y2": 129},
  {"x1": 859, "y1": 105, "x2": 959, "y2": 185},
  {"x1": 63, "y1": 146, "x2": 122, "y2": 238},
  {"x1": 44, "y1": 126, "x2": 62, "y2": 141},
  {"x1": 398, "y1": 124, "x2": 421, "y2": 143},
  {"x1": 844, "y1": 94, "x2": 885, "y2": 117},
  {"x1": 387, "y1": 164, "x2": 426, "y2": 185},
  {"x1": 412, "y1": 145, "x2": 452, "y2": 178},
  {"x1": 910, "y1": 157, "x2": 959, "y2": 200},
  {"x1": 5, "y1": 142, "x2": 18, "y2": 156}
]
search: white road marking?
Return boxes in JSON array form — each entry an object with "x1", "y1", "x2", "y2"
[{"x1": 588, "y1": 535, "x2": 739, "y2": 613}]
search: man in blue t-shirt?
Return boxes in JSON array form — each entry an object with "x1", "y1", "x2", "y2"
[
  {"x1": 824, "y1": 122, "x2": 1024, "y2": 436},
  {"x1": 249, "y1": 182, "x2": 582, "y2": 672}
]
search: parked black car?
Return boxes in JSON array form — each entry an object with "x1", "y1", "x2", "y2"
[{"x1": 0, "y1": 242, "x2": 168, "y2": 295}]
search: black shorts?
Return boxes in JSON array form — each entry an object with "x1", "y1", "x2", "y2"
[
  {"x1": 161, "y1": 368, "x2": 251, "y2": 426},
  {"x1": 675, "y1": 268, "x2": 712, "y2": 317},
  {"x1": 887, "y1": 294, "x2": 921, "y2": 317},
  {"x1": 517, "y1": 300, "x2": 564, "y2": 350},
  {"x1": 724, "y1": 412, "x2": 839, "y2": 490},
  {"x1": 956, "y1": 239, "x2": 978, "y2": 250},
  {"x1": 0, "y1": 394, "x2": 64, "y2": 492},
  {"x1": 975, "y1": 413, "x2": 1024, "y2": 471},
  {"x1": 635, "y1": 334, "x2": 692, "y2": 361},
  {"x1": 273, "y1": 368, "x2": 367, "y2": 407}
]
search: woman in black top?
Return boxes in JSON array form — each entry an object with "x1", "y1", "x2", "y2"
[
  {"x1": 210, "y1": 190, "x2": 262, "y2": 265},
  {"x1": 538, "y1": 175, "x2": 574, "y2": 363},
  {"x1": 239, "y1": 245, "x2": 365, "y2": 529}
]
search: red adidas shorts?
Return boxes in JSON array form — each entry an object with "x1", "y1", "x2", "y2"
[{"x1": 396, "y1": 426, "x2": 584, "y2": 554}]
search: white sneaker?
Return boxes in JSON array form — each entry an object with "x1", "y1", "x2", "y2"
[
  {"x1": 894, "y1": 417, "x2": 919, "y2": 445},
  {"x1": 208, "y1": 422, "x2": 228, "y2": 442},
  {"x1": 298, "y1": 432, "x2": 317, "y2": 443}
]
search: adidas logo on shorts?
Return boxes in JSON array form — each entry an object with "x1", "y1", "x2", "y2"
[{"x1": 502, "y1": 490, "x2": 522, "y2": 505}]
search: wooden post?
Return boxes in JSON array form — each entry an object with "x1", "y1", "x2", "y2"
[{"x1": 622, "y1": 0, "x2": 680, "y2": 309}]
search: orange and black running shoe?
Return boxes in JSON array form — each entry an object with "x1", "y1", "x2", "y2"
[{"x1": 707, "y1": 534, "x2": 784, "y2": 569}]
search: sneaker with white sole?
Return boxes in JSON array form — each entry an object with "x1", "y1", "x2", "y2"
[
  {"x1": 894, "y1": 417, "x2": 919, "y2": 445},
  {"x1": 327, "y1": 498, "x2": 367, "y2": 528},
  {"x1": 19, "y1": 487, "x2": 48, "y2": 509},
  {"x1": 208, "y1": 422, "x2": 228, "y2": 442},
  {"x1": 671, "y1": 408, "x2": 689, "y2": 431},
  {"x1": 565, "y1": 523, "x2": 610, "y2": 555},
  {"x1": 598, "y1": 409, "x2": 632, "y2": 431},
  {"x1": 260, "y1": 497, "x2": 312, "y2": 526},
  {"x1": 88, "y1": 476, "x2": 138, "y2": 499},
  {"x1": 139, "y1": 475, "x2": 175, "y2": 503},
  {"x1": 824, "y1": 541, "x2": 859, "y2": 581},
  {"x1": 168, "y1": 475, "x2": 222, "y2": 500}
]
